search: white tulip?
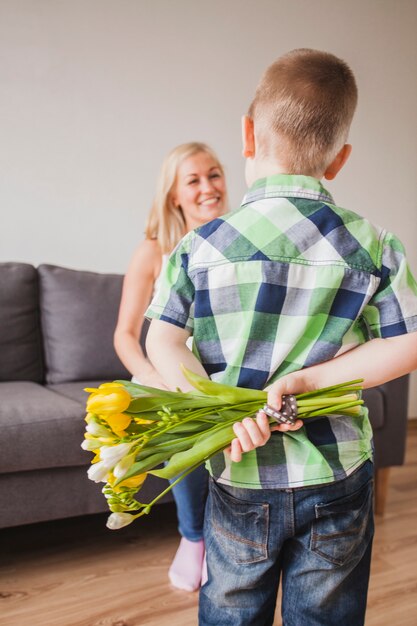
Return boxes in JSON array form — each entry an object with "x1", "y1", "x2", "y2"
[
  {"x1": 100, "y1": 442, "x2": 134, "y2": 469},
  {"x1": 86, "y1": 422, "x2": 111, "y2": 437},
  {"x1": 81, "y1": 438, "x2": 102, "y2": 451},
  {"x1": 113, "y1": 454, "x2": 135, "y2": 479},
  {"x1": 87, "y1": 461, "x2": 109, "y2": 483},
  {"x1": 106, "y1": 512, "x2": 135, "y2": 530}
]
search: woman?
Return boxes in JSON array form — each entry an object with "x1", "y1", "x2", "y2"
[{"x1": 114, "y1": 142, "x2": 228, "y2": 591}]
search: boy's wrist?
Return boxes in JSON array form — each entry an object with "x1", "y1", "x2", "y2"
[
  {"x1": 272, "y1": 369, "x2": 312, "y2": 393},
  {"x1": 265, "y1": 368, "x2": 317, "y2": 411}
]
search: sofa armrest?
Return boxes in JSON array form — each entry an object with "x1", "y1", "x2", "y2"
[{"x1": 363, "y1": 374, "x2": 409, "y2": 469}]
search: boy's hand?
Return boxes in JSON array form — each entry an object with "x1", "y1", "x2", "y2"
[
  {"x1": 227, "y1": 410, "x2": 303, "y2": 463},
  {"x1": 225, "y1": 374, "x2": 306, "y2": 462}
]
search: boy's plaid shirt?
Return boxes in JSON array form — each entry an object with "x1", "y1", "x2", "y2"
[{"x1": 146, "y1": 174, "x2": 417, "y2": 489}]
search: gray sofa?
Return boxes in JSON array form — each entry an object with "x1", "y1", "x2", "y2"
[
  {"x1": 0, "y1": 262, "x2": 409, "y2": 529},
  {"x1": 0, "y1": 262, "x2": 168, "y2": 529}
]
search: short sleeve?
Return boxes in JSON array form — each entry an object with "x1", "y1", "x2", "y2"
[
  {"x1": 362, "y1": 232, "x2": 417, "y2": 338},
  {"x1": 145, "y1": 232, "x2": 195, "y2": 332}
]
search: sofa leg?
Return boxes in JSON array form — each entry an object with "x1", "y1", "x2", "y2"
[{"x1": 374, "y1": 467, "x2": 390, "y2": 516}]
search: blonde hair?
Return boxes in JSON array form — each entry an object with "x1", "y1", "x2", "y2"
[
  {"x1": 248, "y1": 48, "x2": 358, "y2": 176},
  {"x1": 145, "y1": 142, "x2": 225, "y2": 254}
]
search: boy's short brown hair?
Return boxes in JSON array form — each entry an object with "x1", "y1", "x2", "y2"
[{"x1": 248, "y1": 48, "x2": 358, "y2": 176}]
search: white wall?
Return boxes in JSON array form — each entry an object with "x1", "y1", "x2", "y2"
[{"x1": 1, "y1": 0, "x2": 416, "y2": 415}]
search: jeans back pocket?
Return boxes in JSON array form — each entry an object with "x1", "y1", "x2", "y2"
[
  {"x1": 311, "y1": 475, "x2": 374, "y2": 567},
  {"x1": 208, "y1": 480, "x2": 269, "y2": 564}
]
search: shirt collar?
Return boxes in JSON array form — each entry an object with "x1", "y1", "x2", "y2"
[{"x1": 241, "y1": 174, "x2": 335, "y2": 207}]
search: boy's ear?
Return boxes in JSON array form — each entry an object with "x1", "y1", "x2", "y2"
[
  {"x1": 324, "y1": 144, "x2": 352, "y2": 180},
  {"x1": 242, "y1": 115, "x2": 255, "y2": 158}
]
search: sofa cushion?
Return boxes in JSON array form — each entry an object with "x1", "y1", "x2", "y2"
[
  {"x1": 0, "y1": 466, "x2": 110, "y2": 528},
  {"x1": 38, "y1": 264, "x2": 130, "y2": 384},
  {"x1": 0, "y1": 263, "x2": 44, "y2": 382},
  {"x1": 48, "y1": 381, "x2": 115, "y2": 406},
  {"x1": 0, "y1": 381, "x2": 87, "y2": 473}
]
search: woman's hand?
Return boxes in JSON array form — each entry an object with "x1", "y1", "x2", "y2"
[{"x1": 134, "y1": 363, "x2": 169, "y2": 390}]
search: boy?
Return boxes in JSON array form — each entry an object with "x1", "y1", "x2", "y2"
[{"x1": 145, "y1": 49, "x2": 417, "y2": 625}]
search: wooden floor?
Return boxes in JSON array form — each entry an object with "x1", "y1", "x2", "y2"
[{"x1": 1, "y1": 424, "x2": 416, "y2": 626}]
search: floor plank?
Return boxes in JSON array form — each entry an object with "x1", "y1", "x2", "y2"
[{"x1": 1, "y1": 424, "x2": 416, "y2": 626}]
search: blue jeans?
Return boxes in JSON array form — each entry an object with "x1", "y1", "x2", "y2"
[
  {"x1": 170, "y1": 463, "x2": 209, "y2": 542},
  {"x1": 199, "y1": 461, "x2": 374, "y2": 626}
]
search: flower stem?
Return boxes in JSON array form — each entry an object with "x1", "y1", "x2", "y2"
[
  {"x1": 295, "y1": 379, "x2": 363, "y2": 399},
  {"x1": 136, "y1": 461, "x2": 205, "y2": 513}
]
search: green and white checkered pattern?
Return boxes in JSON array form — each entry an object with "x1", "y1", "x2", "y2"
[{"x1": 146, "y1": 174, "x2": 417, "y2": 489}]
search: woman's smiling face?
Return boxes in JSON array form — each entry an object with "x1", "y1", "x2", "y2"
[{"x1": 171, "y1": 151, "x2": 227, "y2": 230}]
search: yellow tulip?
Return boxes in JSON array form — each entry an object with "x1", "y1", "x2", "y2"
[
  {"x1": 133, "y1": 416, "x2": 153, "y2": 425},
  {"x1": 117, "y1": 474, "x2": 147, "y2": 490},
  {"x1": 91, "y1": 450, "x2": 101, "y2": 464},
  {"x1": 86, "y1": 386, "x2": 131, "y2": 416},
  {"x1": 103, "y1": 412, "x2": 132, "y2": 432},
  {"x1": 107, "y1": 472, "x2": 147, "y2": 492},
  {"x1": 84, "y1": 382, "x2": 124, "y2": 393},
  {"x1": 98, "y1": 383, "x2": 124, "y2": 389}
]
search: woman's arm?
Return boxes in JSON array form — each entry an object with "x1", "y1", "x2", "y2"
[{"x1": 114, "y1": 239, "x2": 169, "y2": 389}]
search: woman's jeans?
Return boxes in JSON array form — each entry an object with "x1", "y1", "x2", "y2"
[
  {"x1": 170, "y1": 464, "x2": 208, "y2": 542},
  {"x1": 199, "y1": 460, "x2": 374, "y2": 626}
]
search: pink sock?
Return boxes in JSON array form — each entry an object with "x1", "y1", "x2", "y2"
[{"x1": 168, "y1": 537, "x2": 205, "y2": 592}]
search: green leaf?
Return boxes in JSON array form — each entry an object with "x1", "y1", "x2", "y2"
[
  {"x1": 118, "y1": 426, "x2": 214, "y2": 484},
  {"x1": 127, "y1": 395, "x2": 223, "y2": 414},
  {"x1": 119, "y1": 452, "x2": 170, "y2": 481},
  {"x1": 295, "y1": 379, "x2": 364, "y2": 399},
  {"x1": 301, "y1": 399, "x2": 364, "y2": 418},
  {"x1": 149, "y1": 423, "x2": 235, "y2": 479},
  {"x1": 181, "y1": 365, "x2": 266, "y2": 404},
  {"x1": 129, "y1": 430, "x2": 207, "y2": 464},
  {"x1": 115, "y1": 380, "x2": 189, "y2": 399},
  {"x1": 161, "y1": 421, "x2": 214, "y2": 435}
]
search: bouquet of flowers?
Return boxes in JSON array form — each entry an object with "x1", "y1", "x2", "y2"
[{"x1": 82, "y1": 367, "x2": 363, "y2": 529}]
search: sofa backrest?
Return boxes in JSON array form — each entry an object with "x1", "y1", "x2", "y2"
[
  {"x1": 0, "y1": 262, "x2": 44, "y2": 382},
  {"x1": 38, "y1": 264, "x2": 130, "y2": 384}
]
